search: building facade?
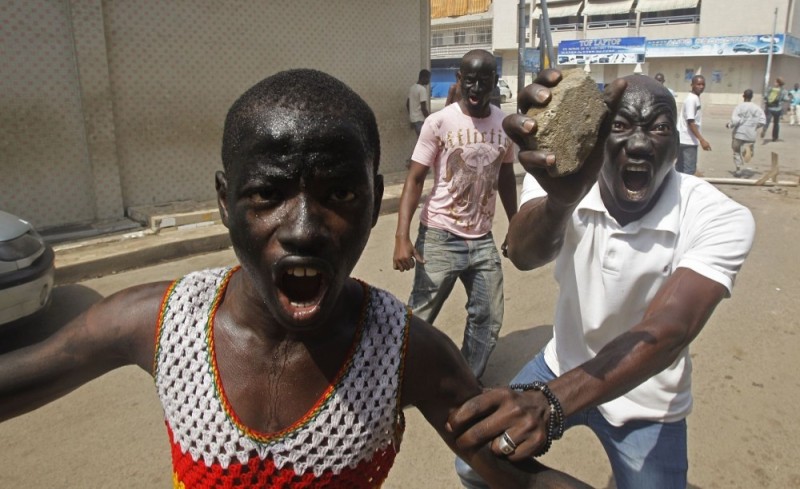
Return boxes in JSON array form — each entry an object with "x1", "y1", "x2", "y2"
[
  {"x1": 1, "y1": 0, "x2": 430, "y2": 231},
  {"x1": 432, "y1": 0, "x2": 799, "y2": 105}
]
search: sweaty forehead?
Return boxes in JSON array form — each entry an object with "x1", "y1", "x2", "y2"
[
  {"x1": 618, "y1": 78, "x2": 676, "y2": 120},
  {"x1": 243, "y1": 106, "x2": 367, "y2": 155},
  {"x1": 461, "y1": 55, "x2": 495, "y2": 75}
]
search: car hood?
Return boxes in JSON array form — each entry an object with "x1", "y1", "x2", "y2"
[{"x1": 0, "y1": 210, "x2": 32, "y2": 242}]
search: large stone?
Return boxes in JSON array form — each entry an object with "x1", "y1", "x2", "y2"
[{"x1": 526, "y1": 69, "x2": 607, "y2": 176}]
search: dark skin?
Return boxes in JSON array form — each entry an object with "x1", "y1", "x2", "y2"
[
  {"x1": 0, "y1": 86, "x2": 586, "y2": 488},
  {"x1": 447, "y1": 72, "x2": 728, "y2": 461},
  {"x1": 393, "y1": 50, "x2": 517, "y2": 271}
]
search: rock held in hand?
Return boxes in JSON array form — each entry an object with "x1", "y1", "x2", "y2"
[{"x1": 526, "y1": 69, "x2": 607, "y2": 176}]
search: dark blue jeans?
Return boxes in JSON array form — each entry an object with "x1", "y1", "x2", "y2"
[{"x1": 763, "y1": 109, "x2": 782, "y2": 141}]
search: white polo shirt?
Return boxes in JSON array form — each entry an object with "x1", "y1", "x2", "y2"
[{"x1": 520, "y1": 170, "x2": 754, "y2": 425}]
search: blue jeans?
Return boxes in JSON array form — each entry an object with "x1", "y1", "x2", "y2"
[
  {"x1": 676, "y1": 144, "x2": 698, "y2": 175},
  {"x1": 455, "y1": 351, "x2": 688, "y2": 489},
  {"x1": 409, "y1": 225, "x2": 504, "y2": 378}
]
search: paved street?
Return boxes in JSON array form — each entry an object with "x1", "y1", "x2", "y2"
[{"x1": 1, "y1": 102, "x2": 799, "y2": 488}]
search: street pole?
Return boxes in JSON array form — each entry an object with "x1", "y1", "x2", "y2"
[
  {"x1": 763, "y1": 7, "x2": 778, "y2": 95},
  {"x1": 540, "y1": 0, "x2": 555, "y2": 68},
  {"x1": 518, "y1": 0, "x2": 526, "y2": 105}
]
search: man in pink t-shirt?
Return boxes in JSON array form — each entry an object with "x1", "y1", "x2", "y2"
[{"x1": 393, "y1": 49, "x2": 517, "y2": 378}]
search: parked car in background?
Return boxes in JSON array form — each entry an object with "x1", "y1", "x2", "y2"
[
  {"x1": 732, "y1": 43, "x2": 757, "y2": 53},
  {"x1": 497, "y1": 79, "x2": 512, "y2": 103},
  {"x1": 0, "y1": 210, "x2": 55, "y2": 325},
  {"x1": 759, "y1": 44, "x2": 780, "y2": 53}
]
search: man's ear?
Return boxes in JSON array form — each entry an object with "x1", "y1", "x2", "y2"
[
  {"x1": 372, "y1": 173, "x2": 384, "y2": 228},
  {"x1": 215, "y1": 170, "x2": 230, "y2": 228}
]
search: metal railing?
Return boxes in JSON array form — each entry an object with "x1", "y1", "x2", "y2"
[
  {"x1": 431, "y1": 42, "x2": 493, "y2": 59},
  {"x1": 640, "y1": 14, "x2": 700, "y2": 26},
  {"x1": 587, "y1": 18, "x2": 636, "y2": 29}
]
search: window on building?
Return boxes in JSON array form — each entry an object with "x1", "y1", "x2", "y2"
[
  {"x1": 586, "y1": 12, "x2": 636, "y2": 28},
  {"x1": 547, "y1": 15, "x2": 582, "y2": 31},
  {"x1": 454, "y1": 30, "x2": 466, "y2": 44},
  {"x1": 640, "y1": 7, "x2": 699, "y2": 20},
  {"x1": 432, "y1": 32, "x2": 444, "y2": 47},
  {"x1": 475, "y1": 26, "x2": 492, "y2": 43}
]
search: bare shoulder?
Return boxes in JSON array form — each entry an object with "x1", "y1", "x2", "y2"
[
  {"x1": 85, "y1": 281, "x2": 174, "y2": 371},
  {"x1": 30, "y1": 280, "x2": 175, "y2": 376}
]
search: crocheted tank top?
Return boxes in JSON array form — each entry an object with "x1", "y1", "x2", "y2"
[{"x1": 154, "y1": 267, "x2": 409, "y2": 488}]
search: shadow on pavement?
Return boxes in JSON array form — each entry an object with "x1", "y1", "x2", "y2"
[
  {"x1": 482, "y1": 324, "x2": 554, "y2": 387},
  {"x1": 0, "y1": 284, "x2": 103, "y2": 354}
]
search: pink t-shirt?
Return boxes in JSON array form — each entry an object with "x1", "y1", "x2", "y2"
[{"x1": 411, "y1": 103, "x2": 514, "y2": 238}]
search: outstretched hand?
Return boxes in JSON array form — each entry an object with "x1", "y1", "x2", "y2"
[
  {"x1": 446, "y1": 387, "x2": 555, "y2": 462},
  {"x1": 503, "y1": 69, "x2": 627, "y2": 209}
]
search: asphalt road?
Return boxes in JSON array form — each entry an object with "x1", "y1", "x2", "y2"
[{"x1": 1, "y1": 110, "x2": 799, "y2": 488}]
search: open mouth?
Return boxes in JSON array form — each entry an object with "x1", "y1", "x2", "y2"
[
  {"x1": 621, "y1": 163, "x2": 652, "y2": 198},
  {"x1": 278, "y1": 266, "x2": 327, "y2": 321},
  {"x1": 468, "y1": 93, "x2": 481, "y2": 105}
]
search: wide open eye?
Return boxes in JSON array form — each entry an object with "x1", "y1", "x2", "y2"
[
  {"x1": 652, "y1": 122, "x2": 673, "y2": 134},
  {"x1": 611, "y1": 120, "x2": 629, "y2": 132}
]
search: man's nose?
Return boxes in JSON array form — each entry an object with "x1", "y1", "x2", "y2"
[
  {"x1": 278, "y1": 195, "x2": 327, "y2": 251},
  {"x1": 626, "y1": 127, "x2": 652, "y2": 152}
]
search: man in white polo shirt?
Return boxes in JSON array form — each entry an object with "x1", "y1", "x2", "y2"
[{"x1": 451, "y1": 72, "x2": 754, "y2": 489}]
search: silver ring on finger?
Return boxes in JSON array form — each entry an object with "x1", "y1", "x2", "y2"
[{"x1": 497, "y1": 431, "x2": 518, "y2": 456}]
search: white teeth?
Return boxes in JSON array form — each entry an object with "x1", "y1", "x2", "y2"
[
  {"x1": 287, "y1": 267, "x2": 319, "y2": 277},
  {"x1": 290, "y1": 300, "x2": 314, "y2": 307},
  {"x1": 625, "y1": 164, "x2": 648, "y2": 172}
]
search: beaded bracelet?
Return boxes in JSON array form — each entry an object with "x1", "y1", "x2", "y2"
[{"x1": 510, "y1": 381, "x2": 565, "y2": 456}]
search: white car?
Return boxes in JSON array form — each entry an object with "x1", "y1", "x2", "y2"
[
  {"x1": 497, "y1": 79, "x2": 513, "y2": 103},
  {"x1": 0, "y1": 210, "x2": 55, "y2": 325}
]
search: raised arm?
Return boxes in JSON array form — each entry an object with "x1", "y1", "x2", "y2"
[
  {"x1": 0, "y1": 281, "x2": 168, "y2": 422},
  {"x1": 402, "y1": 316, "x2": 590, "y2": 488},
  {"x1": 503, "y1": 71, "x2": 626, "y2": 270}
]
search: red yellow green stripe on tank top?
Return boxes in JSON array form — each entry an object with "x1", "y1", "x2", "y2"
[
  {"x1": 167, "y1": 423, "x2": 398, "y2": 488},
  {"x1": 153, "y1": 278, "x2": 182, "y2": 376}
]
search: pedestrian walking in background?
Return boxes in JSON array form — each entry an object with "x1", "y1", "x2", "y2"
[
  {"x1": 676, "y1": 75, "x2": 711, "y2": 175},
  {"x1": 727, "y1": 89, "x2": 766, "y2": 177},
  {"x1": 407, "y1": 69, "x2": 431, "y2": 138},
  {"x1": 653, "y1": 72, "x2": 676, "y2": 97},
  {"x1": 762, "y1": 77, "x2": 789, "y2": 142},
  {"x1": 789, "y1": 82, "x2": 800, "y2": 126}
]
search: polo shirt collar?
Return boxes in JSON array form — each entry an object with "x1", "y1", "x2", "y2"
[{"x1": 577, "y1": 169, "x2": 681, "y2": 233}]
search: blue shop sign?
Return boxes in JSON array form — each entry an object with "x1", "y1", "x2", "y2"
[
  {"x1": 558, "y1": 37, "x2": 646, "y2": 65},
  {"x1": 646, "y1": 34, "x2": 785, "y2": 57}
]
